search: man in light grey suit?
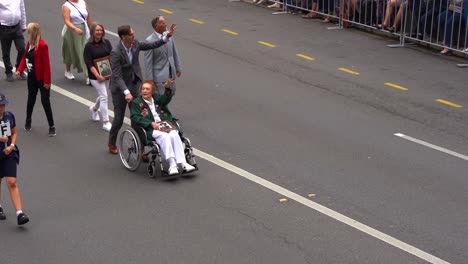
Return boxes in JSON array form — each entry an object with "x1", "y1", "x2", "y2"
[
  {"x1": 144, "y1": 16, "x2": 181, "y2": 95},
  {"x1": 108, "y1": 24, "x2": 176, "y2": 154}
]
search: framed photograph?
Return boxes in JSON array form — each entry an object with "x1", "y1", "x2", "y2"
[
  {"x1": 157, "y1": 120, "x2": 177, "y2": 133},
  {"x1": 93, "y1": 56, "x2": 112, "y2": 79}
]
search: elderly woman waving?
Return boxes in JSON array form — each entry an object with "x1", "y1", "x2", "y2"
[{"x1": 130, "y1": 80, "x2": 195, "y2": 176}]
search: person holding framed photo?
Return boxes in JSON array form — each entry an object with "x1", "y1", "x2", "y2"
[
  {"x1": 130, "y1": 80, "x2": 195, "y2": 175},
  {"x1": 83, "y1": 22, "x2": 112, "y2": 131}
]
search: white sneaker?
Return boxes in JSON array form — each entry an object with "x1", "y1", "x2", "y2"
[
  {"x1": 102, "y1": 122, "x2": 112, "y2": 132},
  {"x1": 256, "y1": 0, "x2": 265, "y2": 4},
  {"x1": 86, "y1": 78, "x2": 90, "y2": 85},
  {"x1": 168, "y1": 166, "x2": 179, "y2": 175},
  {"x1": 268, "y1": 2, "x2": 281, "y2": 8},
  {"x1": 89, "y1": 106, "x2": 100, "y2": 121},
  {"x1": 65, "y1": 71, "x2": 75, "y2": 80},
  {"x1": 181, "y1": 163, "x2": 196, "y2": 172}
]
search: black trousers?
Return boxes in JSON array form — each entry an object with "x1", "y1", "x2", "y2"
[
  {"x1": 0, "y1": 24, "x2": 25, "y2": 75},
  {"x1": 26, "y1": 77, "x2": 54, "y2": 127},
  {"x1": 108, "y1": 91, "x2": 128, "y2": 145},
  {"x1": 108, "y1": 82, "x2": 140, "y2": 145}
]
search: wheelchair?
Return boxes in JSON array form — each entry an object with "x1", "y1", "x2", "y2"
[{"x1": 117, "y1": 120, "x2": 198, "y2": 178}]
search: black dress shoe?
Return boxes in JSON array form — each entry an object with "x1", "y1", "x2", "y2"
[
  {"x1": 0, "y1": 207, "x2": 6, "y2": 220},
  {"x1": 17, "y1": 213, "x2": 29, "y2": 225}
]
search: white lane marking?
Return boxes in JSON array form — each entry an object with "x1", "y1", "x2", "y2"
[
  {"x1": 395, "y1": 133, "x2": 468, "y2": 161},
  {"x1": 195, "y1": 151, "x2": 450, "y2": 264},
  {"x1": 1, "y1": 65, "x2": 451, "y2": 264},
  {"x1": 107, "y1": 30, "x2": 118, "y2": 38}
]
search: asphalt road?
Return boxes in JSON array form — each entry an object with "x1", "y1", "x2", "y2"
[{"x1": 0, "y1": 0, "x2": 467, "y2": 263}]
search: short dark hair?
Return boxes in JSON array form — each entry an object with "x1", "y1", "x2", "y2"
[
  {"x1": 117, "y1": 25, "x2": 131, "y2": 38},
  {"x1": 151, "y1": 16, "x2": 161, "y2": 29}
]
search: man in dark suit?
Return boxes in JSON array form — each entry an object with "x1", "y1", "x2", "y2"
[{"x1": 108, "y1": 24, "x2": 176, "y2": 154}]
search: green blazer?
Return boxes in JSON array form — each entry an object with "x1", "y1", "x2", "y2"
[{"x1": 130, "y1": 89, "x2": 176, "y2": 143}]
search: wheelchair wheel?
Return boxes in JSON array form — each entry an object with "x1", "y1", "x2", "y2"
[
  {"x1": 117, "y1": 128, "x2": 142, "y2": 171},
  {"x1": 147, "y1": 161, "x2": 156, "y2": 178},
  {"x1": 183, "y1": 137, "x2": 197, "y2": 166}
]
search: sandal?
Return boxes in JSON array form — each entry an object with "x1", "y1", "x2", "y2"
[
  {"x1": 302, "y1": 13, "x2": 318, "y2": 19},
  {"x1": 440, "y1": 48, "x2": 452, "y2": 55}
]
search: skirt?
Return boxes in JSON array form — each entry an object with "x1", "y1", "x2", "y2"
[{"x1": 61, "y1": 23, "x2": 88, "y2": 75}]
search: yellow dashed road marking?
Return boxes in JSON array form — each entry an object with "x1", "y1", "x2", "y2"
[
  {"x1": 279, "y1": 198, "x2": 288, "y2": 202},
  {"x1": 258, "y1": 41, "x2": 276, "y2": 48},
  {"x1": 338, "y1": 67, "x2": 360, "y2": 75},
  {"x1": 132, "y1": 0, "x2": 144, "y2": 4},
  {"x1": 190, "y1": 19, "x2": 205, "y2": 24},
  {"x1": 385, "y1": 82, "x2": 408, "y2": 91},
  {"x1": 436, "y1": 99, "x2": 462, "y2": 108},
  {"x1": 160, "y1": 8, "x2": 173, "y2": 14},
  {"x1": 296, "y1": 54, "x2": 315, "y2": 61},
  {"x1": 222, "y1": 29, "x2": 239, "y2": 35}
]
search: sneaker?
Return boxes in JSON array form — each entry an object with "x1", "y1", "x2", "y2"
[
  {"x1": 0, "y1": 207, "x2": 6, "y2": 220},
  {"x1": 24, "y1": 120, "x2": 32, "y2": 131},
  {"x1": 48, "y1": 127, "x2": 56, "y2": 137},
  {"x1": 19, "y1": 71, "x2": 27, "y2": 80},
  {"x1": 181, "y1": 163, "x2": 196, "y2": 172},
  {"x1": 168, "y1": 166, "x2": 179, "y2": 175},
  {"x1": 6, "y1": 73, "x2": 14, "y2": 82},
  {"x1": 89, "y1": 106, "x2": 100, "y2": 121},
  {"x1": 17, "y1": 213, "x2": 29, "y2": 225},
  {"x1": 102, "y1": 122, "x2": 112, "y2": 132},
  {"x1": 64, "y1": 71, "x2": 75, "y2": 80},
  {"x1": 86, "y1": 77, "x2": 90, "y2": 85}
]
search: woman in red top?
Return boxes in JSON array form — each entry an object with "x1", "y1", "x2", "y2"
[{"x1": 16, "y1": 22, "x2": 56, "y2": 137}]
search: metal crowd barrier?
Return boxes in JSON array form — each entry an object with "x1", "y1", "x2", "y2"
[{"x1": 274, "y1": 0, "x2": 468, "y2": 57}]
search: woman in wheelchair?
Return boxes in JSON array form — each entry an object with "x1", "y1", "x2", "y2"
[{"x1": 130, "y1": 80, "x2": 196, "y2": 175}]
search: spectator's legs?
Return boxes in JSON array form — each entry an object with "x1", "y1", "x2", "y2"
[
  {"x1": 302, "y1": 0, "x2": 319, "y2": 18},
  {"x1": 391, "y1": 2, "x2": 405, "y2": 31},
  {"x1": 380, "y1": 0, "x2": 399, "y2": 28},
  {"x1": 441, "y1": 12, "x2": 461, "y2": 54}
]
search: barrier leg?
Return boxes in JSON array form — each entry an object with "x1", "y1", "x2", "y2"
[
  {"x1": 387, "y1": 2, "x2": 415, "y2": 48},
  {"x1": 272, "y1": 1, "x2": 287, "y2": 15},
  {"x1": 328, "y1": 0, "x2": 343, "y2": 30}
]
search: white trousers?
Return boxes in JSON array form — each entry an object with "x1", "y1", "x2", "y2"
[
  {"x1": 152, "y1": 130, "x2": 186, "y2": 164},
  {"x1": 90, "y1": 79, "x2": 110, "y2": 122}
]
